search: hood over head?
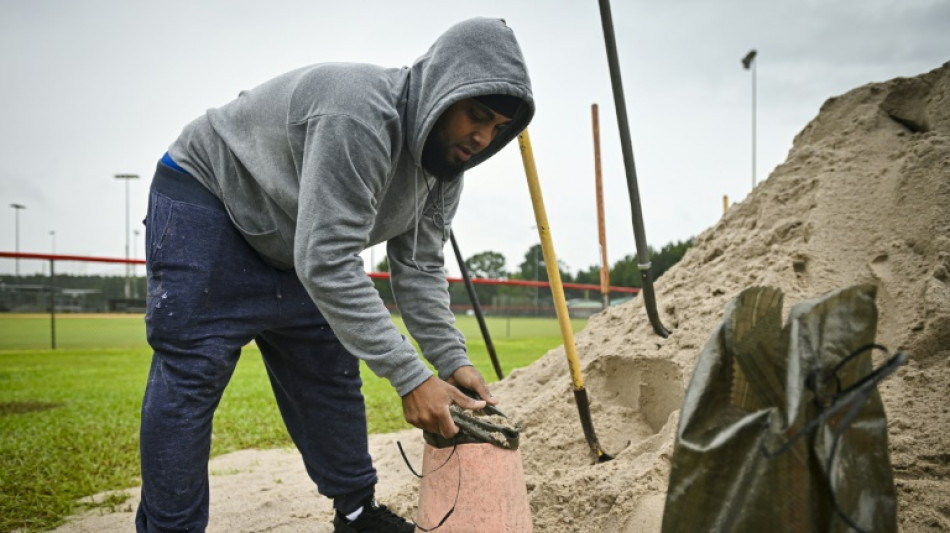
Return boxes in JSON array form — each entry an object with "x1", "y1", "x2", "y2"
[
  {"x1": 405, "y1": 17, "x2": 535, "y2": 173},
  {"x1": 475, "y1": 94, "x2": 524, "y2": 118}
]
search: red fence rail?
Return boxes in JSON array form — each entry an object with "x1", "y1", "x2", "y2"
[
  {"x1": 1, "y1": 251, "x2": 640, "y2": 294},
  {"x1": 0, "y1": 251, "x2": 145, "y2": 265},
  {"x1": 1, "y1": 250, "x2": 640, "y2": 350}
]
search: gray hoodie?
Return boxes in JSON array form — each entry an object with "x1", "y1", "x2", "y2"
[{"x1": 167, "y1": 17, "x2": 534, "y2": 396}]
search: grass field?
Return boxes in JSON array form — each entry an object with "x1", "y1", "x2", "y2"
[{"x1": 0, "y1": 313, "x2": 582, "y2": 533}]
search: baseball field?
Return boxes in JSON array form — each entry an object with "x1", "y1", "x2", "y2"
[{"x1": 0, "y1": 313, "x2": 583, "y2": 532}]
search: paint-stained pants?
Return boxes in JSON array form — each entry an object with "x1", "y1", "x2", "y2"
[{"x1": 135, "y1": 163, "x2": 376, "y2": 533}]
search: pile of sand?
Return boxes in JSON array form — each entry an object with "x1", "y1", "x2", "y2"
[{"x1": 52, "y1": 62, "x2": 949, "y2": 532}]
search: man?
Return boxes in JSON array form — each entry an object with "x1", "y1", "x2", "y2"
[{"x1": 137, "y1": 16, "x2": 534, "y2": 533}]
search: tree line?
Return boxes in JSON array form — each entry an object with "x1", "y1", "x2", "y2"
[{"x1": 375, "y1": 238, "x2": 694, "y2": 314}]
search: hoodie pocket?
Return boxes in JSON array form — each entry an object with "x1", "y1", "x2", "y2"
[
  {"x1": 228, "y1": 216, "x2": 293, "y2": 270},
  {"x1": 144, "y1": 194, "x2": 234, "y2": 340}
]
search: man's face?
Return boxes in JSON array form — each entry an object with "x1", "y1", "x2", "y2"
[{"x1": 421, "y1": 98, "x2": 514, "y2": 181}]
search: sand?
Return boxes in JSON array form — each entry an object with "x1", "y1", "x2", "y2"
[{"x1": 50, "y1": 61, "x2": 950, "y2": 532}]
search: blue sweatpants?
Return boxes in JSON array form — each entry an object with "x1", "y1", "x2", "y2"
[{"x1": 135, "y1": 162, "x2": 377, "y2": 532}]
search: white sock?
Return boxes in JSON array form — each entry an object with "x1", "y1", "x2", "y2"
[{"x1": 345, "y1": 506, "x2": 364, "y2": 522}]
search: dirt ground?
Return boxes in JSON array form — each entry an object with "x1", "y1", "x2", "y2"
[{"x1": 50, "y1": 61, "x2": 950, "y2": 532}]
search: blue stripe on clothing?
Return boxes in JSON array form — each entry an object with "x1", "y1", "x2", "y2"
[{"x1": 161, "y1": 152, "x2": 189, "y2": 175}]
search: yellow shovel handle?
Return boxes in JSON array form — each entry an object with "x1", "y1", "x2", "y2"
[{"x1": 517, "y1": 129, "x2": 585, "y2": 390}]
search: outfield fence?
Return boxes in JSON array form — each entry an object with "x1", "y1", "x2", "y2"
[{"x1": 1, "y1": 251, "x2": 639, "y2": 348}]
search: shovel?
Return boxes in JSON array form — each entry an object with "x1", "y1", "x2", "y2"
[
  {"x1": 597, "y1": 0, "x2": 671, "y2": 338},
  {"x1": 518, "y1": 129, "x2": 613, "y2": 463}
]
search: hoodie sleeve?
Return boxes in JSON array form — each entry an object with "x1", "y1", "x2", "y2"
[
  {"x1": 386, "y1": 177, "x2": 471, "y2": 380},
  {"x1": 293, "y1": 114, "x2": 433, "y2": 396}
]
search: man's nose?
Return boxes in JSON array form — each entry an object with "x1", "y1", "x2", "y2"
[{"x1": 471, "y1": 125, "x2": 493, "y2": 151}]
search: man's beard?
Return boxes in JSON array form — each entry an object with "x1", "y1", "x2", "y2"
[{"x1": 421, "y1": 127, "x2": 464, "y2": 182}]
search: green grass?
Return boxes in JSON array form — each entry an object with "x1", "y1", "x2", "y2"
[
  {"x1": 0, "y1": 313, "x2": 584, "y2": 533},
  {"x1": 0, "y1": 314, "x2": 148, "y2": 351}
]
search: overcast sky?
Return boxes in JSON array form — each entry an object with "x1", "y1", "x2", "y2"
[{"x1": 1, "y1": 0, "x2": 948, "y2": 279}]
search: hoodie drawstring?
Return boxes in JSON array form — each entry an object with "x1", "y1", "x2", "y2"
[
  {"x1": 412, "y1": 170, "x2": 421, "y2": 269},
  {"x1": 412, "y1": 172, "x2": 447, "y2": 270}
]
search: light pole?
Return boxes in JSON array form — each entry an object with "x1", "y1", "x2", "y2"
[
  {"x1": 115, "y1": 173, "x2": 139, "y2": 299},
  {"x1": 133, "y1": 229, "x2": 140, "y2": 298},
  {"x1": 533, "y1": 243, "x2": 540, "y2": 313},
  {"x1": 10, "y1": 203, "x2": 26, "y2": 277},
  {"x1": 742, "y1": 49, "x2": 757, "y2": 190},
  {"x1": 529, "y1": 226, "x2": 539, "y2": 314}
]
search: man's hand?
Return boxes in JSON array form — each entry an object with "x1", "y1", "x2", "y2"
[
  {"x1": 446, "y1": 365, "x2": 497, "y2": 407},
  {"x1": 401, "y1": 366, "x2": 496, "y2": 438}
]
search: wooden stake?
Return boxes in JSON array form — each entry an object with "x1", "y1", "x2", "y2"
[{"x1": 592, "y1": 104, "x2": 610, "y2": 309}]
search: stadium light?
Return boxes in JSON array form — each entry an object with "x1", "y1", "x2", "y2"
[
  {"x1": 114, "y1": 173, "x2": 139, "y2": 299},
  {"x1": 529, "y1": 225, "x2": 540, "y2": 313},
  {"x1": 742, "y1": 49, "x2": 757, "y2": 190},
  {"x1": 10, "y1": 203, "x2": 26, "y2": 276},
  {"x1": 133, "y1": 229, "x2": 140, "y2": 298}
]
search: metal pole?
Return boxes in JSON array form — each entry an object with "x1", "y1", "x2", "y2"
[
  {"x1": 742, "y1": 50, "x2": 758, "y2": 190},
  {"x1": 597, "y1": 0, "x2": 670, "y2": 338},
  {"x1": 533, "y1": 243, "x2": 539, "y2": 314},
  {"x1": 10, "y1": 203, "x2": 25, "y2": 277},
  {"x1": 449, "y1": 231, "x2": 504, "y2": 380},
  {"x1": 49, "y1": 259, "x2": 56, "y2": 350},
  {"x1": 115, "y1": 174, "x2": 139, "y2": 299},
  {"x1": 752, "y1": 57, "x2": 756, "y2": 190},
  {"x1": 125, "y1": 178, "x2": 130, "y2": 297},
  {"x1": 591, "y1": 103, "x2": 610, "y2": 309},
  {"x1": 133, "y1": 229, "x2": 140, "y2": 299}
]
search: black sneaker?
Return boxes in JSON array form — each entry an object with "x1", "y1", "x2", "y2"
[{"x1": 333, "y1": 499, "x2": 415, "y2": 533}]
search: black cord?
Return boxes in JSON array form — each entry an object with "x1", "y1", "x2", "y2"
[
  {"x1": 396, "y1": 439, "x2": 462, "y2": 532},
  {"x1": 421, "y1": 175, "x2": 447, "y2": 237},
  {"x1": 763, "y1": 345, "x2": 905, "y2": 457},
  {"x1": 761, "y1": 344, "x2": 907, "y2": 533}
]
